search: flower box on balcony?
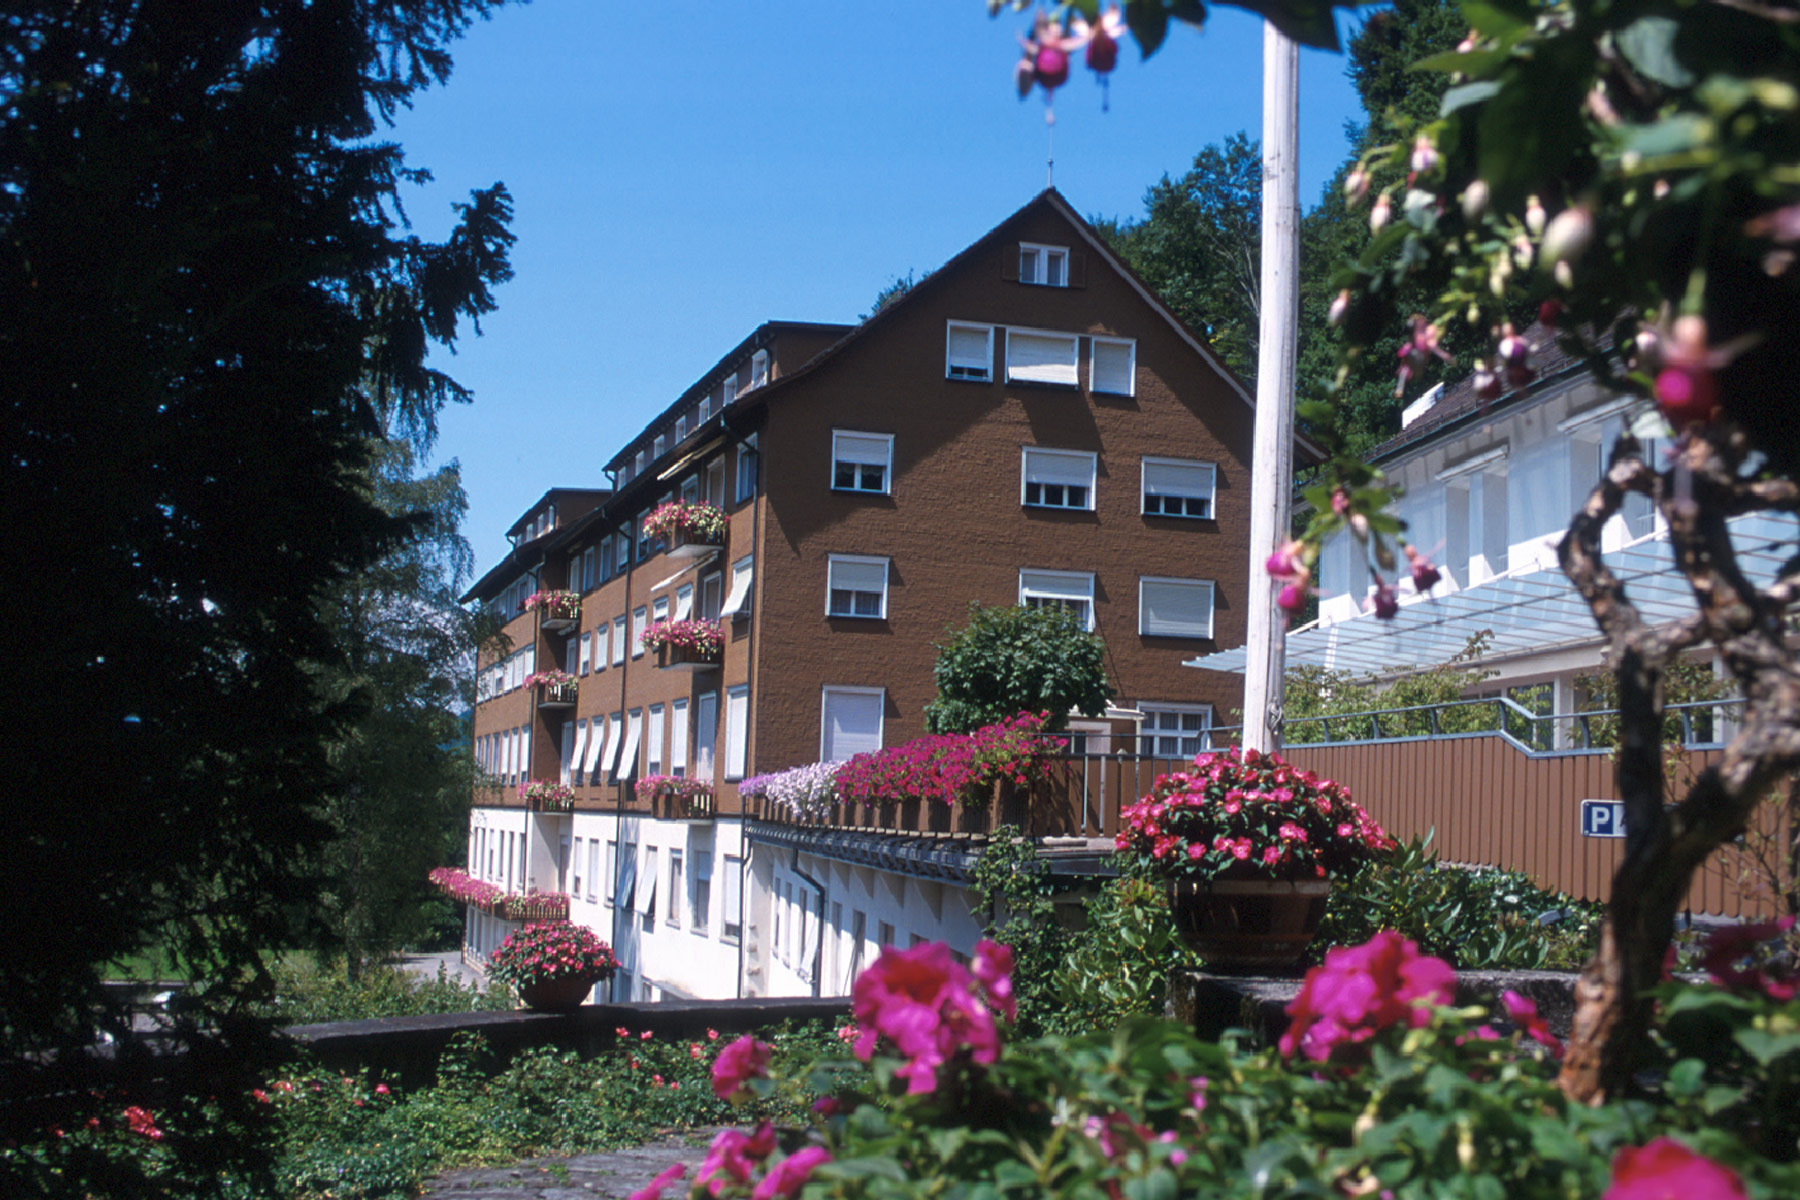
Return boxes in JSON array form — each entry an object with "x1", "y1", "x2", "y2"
[
  {"x1": 634, "y1": 774, "x2": 716, "y2": 820},
  {"x1": 642, "y1": 619, "x2": 724, "y2": 670},
  {"x1": 642, "y1": 500, "x2": 727, "y2": 559},
  {"x1": 524, "y1": 589, "x2": 582, "y2": 631},
  {"x1": 526, "y1": 669, "x2": 577, "y2": 708},
  {"x1": 500, "y1": 891, "x2": 571, "y2": 923},
  {"x1": 521, "y1": 779, "x2": 575, "y2": 812}
]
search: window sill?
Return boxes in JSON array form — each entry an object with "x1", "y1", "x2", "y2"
[
  {"x1": 1004, "y1": 379, "x2": 1081, "y2": 392},
  {"x1": 830, "y1": 486, "x2": 892, "y2": 497},
  {"x1": 1022, "y1": 504, "x2": 1096, "y2": 515},
  {"x1": 944, "y1": 373, "x2": 993, "y2": 384}
]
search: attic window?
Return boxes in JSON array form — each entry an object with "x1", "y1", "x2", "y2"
[
  {"x1": 1020, "y1": 243, "x2": 1068, "y2": 287},
  {"x1": 945, "y1": 322, "x2": 993, "y2": 381},
  {"x1": 750, "y1": 350, "x2": 770, "y2": 390}
]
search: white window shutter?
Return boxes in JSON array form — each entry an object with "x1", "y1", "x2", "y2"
[
  {"x1": 1092, "y1": 339, "x2": 1135, "y2": 395},
  {"x1": 725, "y1": 687, "x2": 749, "y2": 778},
  {"x1": 822, "y1": 690, "x2": 883, "y2": 760},
  {"x1": 1140, "y1": 578, "x2": 1215, "y2": 639},
  {"x1": 674, "y1": 585, "x2": 693, "y2": 620},
  {"x1": 828, "y1": 558, "x2": 886, "y2": 595},
  {"x1": 599, "y1": 714, "x2": 622, "y2": 775},
  {"x1": 1006, "y1": 331, "x2": 1079, "y2": 385},
  {"x1": 834, "y1": 433, "x2": 890, "y2": 466},
  {"x1": 946, "y1": 324, "x2": 991, "y2": 376},
  {"x1": 615, "y1": 711, "x2": 642, "y2": 780},
  {"x1": 1023, "y1": 449, "x2": 1094, "y2": 489},
  {"x1": 583, "y1": 717, "x2": 605, "y2": 775}
]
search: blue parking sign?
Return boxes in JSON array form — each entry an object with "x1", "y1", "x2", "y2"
[{"x1": 1580, "y1": 799, "x2": 1626, "y2": 838}]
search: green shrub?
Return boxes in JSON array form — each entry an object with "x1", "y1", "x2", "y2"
[
  {"x1": 1318, "y1": 833, "x2": 1604, "y2": 969},
  {"x1": 1051, "y1": 876, "x2": 1199, "y2": 1035},
  {"x1": 259, "y1": 957, "x2": 510, "y2": 1026}
]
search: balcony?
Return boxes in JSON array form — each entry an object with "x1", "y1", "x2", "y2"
[
  {"x1": 527, "y1": 670, "x2": 577, "y2": 709},
  {"x1": 635, "y1": 775, "x2": 716, "y2": 821},
  {"x1": 521, "y1": 779, "x2": 575, "y2": 813},
  {"x1": 643, "y1": 500, "x2": 726, "y2": 560},
  {"x1": 525, "y1": 589, "x2": 582, "y2": 634},
  {"x1": 643, "y1": 620, "x2": 724, "y2": 671},
  {"x1": 428, "y1": 868, "x2": 572, "y2": 923}
]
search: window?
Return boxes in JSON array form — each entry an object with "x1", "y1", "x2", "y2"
[
  {"x1": 667, "y1": 849, "x2": 683, "y2": 927},
  {"x1": 670, "y1": 698, "x2": 690, "y2": 776},
  {"x1": 1019, "y1": 569, "x2": 1095, "y2": 630},
  {"x1": 636, "y1": 511, "x2": 655, "y2": 561},
  {"x1": 1142, "y1": 457, "x2": 1215, "y2": 518},
  {"x1": 695, "y1": 692, "x2": 717, "y2": 779},
  {"x1": 632, "y1": 606, "x2": 647, "y2": 657},
  {"x1": 1140, "y1": 704, "x2": 1213, "y2": 757},
  {"x1": 578, "y1": 632, "x2": 592, "y2": 675},
  {"x1": 832, "y1": 431, "x2": 893, "y2": 494},
  {"x1": 582, "y1": 548, "x2": 596, "y2": 591},
  {"x1": 582, "y1": 713, "x2": 605, "y2": 781},
  {"x1": 567, "y1": 719, "x2": 588, "y2": 785},
  {"x1": 723, "y1": 373, "x2": 738, "y2": 406},
  {"x1": 1019, "y1": 242, "x2": 1068, "y2": 286},
  {"x1": 652, "y1": 595, "x2": 669, "y2": 627},
  {"x1": 705, "y1": 458, "x2": 725, "y2": 508},
  {"x1": 653, "y1": 434, "x2": 666, "y2": 460},
  {"x1": 700, "y1": 571, "x2": 723, "y2": 620},
  {"x1": 612, "y1": 616, "x2": 627, "y2": 665},
  {"x1": 675, "y1": 415, "x2": 688, "y2": 441},
  {"x1": 572, "y1": 837, "x2": 584, "y2": 896},
  {"x1": 647, "y1": 704, "x2": 665, "y2": 773},
  {"x1": 1021, "y1": 447, "x2": 1096, "y2": 511},
  {"x1": 735, "y1": 436, "x2": 758, "y2": 503},
  {"x1": 680, "y1": 473, "x2": 699, "y2": 503},
  {"x1": 945, "y1": 322, "x2": 993, "y2": 381},
  {"x1": 821, "y1": 687, "x2": 884, "y2": 761},
  {"x1": 600, "y1": 537, "x2": 616, "y2": 579},
  {"x1": 720, "y1": 554, "x2": 754, "y2": 620},
  {"x1": 604, "y1": 841, "x2": 618, "y2": 905},
  {"x1": 878, "y1": 921, "x2": 896, "y2": 948},
  {"x1": 674, "y1": 583, "x2": 693, "y2": 621},
  {"x1": 1139, "y1": 576, "x2": 1215, "y2": 639},
  {"x1": 564, "y1": 636, "x2": 578, "y2": 675},
  {"x1": 641, "y1": 847, "x2": 658, "y2": 929},
  {"x1": 599, "y1": 712, "x2": 623, "y2": 779},
  {"x1": 725, "y1": 685, "x2": 749, "y2": 779},
  {"x1": 614, "y1": 841, "x2": 637, "y2": 908},
  {"x1": 692, "y1": 851, "x2": 711, "y2": 933},
  {"x1": 827, "y1": 555, "x2": 888, "y2": 619},
  {"x1": 586, "y1": 839, "x2": 599, "y2": 901},
  {"x1": 698, "y1": 395, "x2": 711, "y2": 422},
  {"x1": 593, "y1": 624, "x2": 608, "y2": 671},
  {"x1": 722, "y1": 855, "x2": 742, "y2": 941},
  {"x1": 614, "y1": 532, "x2": 631, "y2": 575},
  {"x1": 1091, "y1": 337, "x2": 1136, "y2": 396},
  {"x1": 1005, "y1": 329, "x2": 1079, "y2": 387},
  {"x1": 750, "y1": 349, "x2": 770, "y2": 389},
  {"x1": 616, "y1": 709, "x2": 643, "y2": 782},
  {"x1": 634, "y1": 450, "x2": 646, "y2": 475}
]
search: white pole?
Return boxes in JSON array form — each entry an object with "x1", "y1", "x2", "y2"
[{"x1": 1241, "y1": 24, "x2": 1300, "y2": 754}]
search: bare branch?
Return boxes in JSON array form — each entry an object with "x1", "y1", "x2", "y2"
[{"x1": 1558, "y1": 439, "x2": 1655, "y2": 644}]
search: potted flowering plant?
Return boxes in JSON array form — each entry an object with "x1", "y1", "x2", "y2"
[
  {"x1": 1114, "y1": 746, "x2": 1394, "y2": 972},
  {"x1": 524, "y1": 668, "x2": 577, "y2": 704},
  {"x1": 641, "y1": 618, "x2": 725, "y2": 667},
  {"x1": 523, "y1": 589, "x2": 581, "y2": 621},
  {"x1": 642, "y1": 500, "x2": 727, "y2": 554},
  {"x1": 487, "y1": 922, "x2": 619, "y2": 1012},
  {"x1": 520, "y1": 779, "x2": 576, "y2": 812}
]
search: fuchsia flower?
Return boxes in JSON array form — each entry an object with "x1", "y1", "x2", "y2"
[
  {"x1": 851, "y1": 940, "x2": 1013, "y2": 1094},
  {"x1": 1404, "y1": 544, "x2": 1441, "y2": 592},
  {"x1": 1280, "y1": 931, "x2": 1457, "y2": 1062},
  {"x1": 752, "y1": 1147, "x2": 833, "y2": 1200},
  {"x1": 1501, "y1": 990, "x2": 1563, "y2": 1057},
  {"x1": 1699, "y1": 916, "x2": 1798, "y2": 1001},
  {"x1": 1367, "y1": 581, "x2": 1400, "y2": 619},
  {"x1": 629, "y1": 1163, "x2": 687, "y2": 1200},
  {"x1": 1604, "y1": 1138, "x2": 1746, "y2": 1200},
  {"x1": 697, "y1": 1123, "x2": 778, "y2": 1197},
  {"x1": 711, "y1": 1034, "x2": 775, "y2": 1102}
]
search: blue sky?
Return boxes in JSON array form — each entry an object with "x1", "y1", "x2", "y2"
[{"x1": 389, "y1": 2, "x2": 1373, "y2": 578}]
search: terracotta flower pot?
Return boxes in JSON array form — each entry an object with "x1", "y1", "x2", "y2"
[
  {"x1": 517, "y1": 974, "x2": 599, "y2": 1012},
  {"x1": 1169, "y1": 877, "x2": 1331, "y2": 974}
]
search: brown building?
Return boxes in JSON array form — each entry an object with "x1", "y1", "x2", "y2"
[{"x1": 456, "y1": 190, "x2": 1259, "y2": 998}]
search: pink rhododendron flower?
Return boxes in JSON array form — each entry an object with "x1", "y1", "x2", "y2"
[
  {"x1": 851, "y1": 940, "x2": 1009, "y2": 1094},
  {"x1": 1604, "y1": 1137, "x2": 1746, "y2": 1200},
  {"x1": 752, "y1": 1147, "x2": 833, "y2": 1200},
  {"x1": 711, "y1": 1034, "x2": 774, "y2": 1102},
  {"x1": 972, "y1": 939, "x2": 1017, "y2": 1022},
  {"x1": 1501, "y1": 990, "x2": 1563, "y2": 1057},
  {"x1": 698, "y1": 1123, "x2": 777, "y2": 1197},
  {"x1": 629, "y1": 1162, "x2": 688, "y2": 1200},
  {"x1": 1280, "y1": 931, "x2": 1456, "y2": 1061}
]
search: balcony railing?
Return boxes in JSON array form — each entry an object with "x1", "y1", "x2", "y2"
[
  {"x1": 644, "y1": 620, "x2": 724, "y2": 670},
  {"x1": 524, "y1": 589, "x2": 582, "y2": 632},
  {"x1": 428, "y1": 868, "x2": 571, "y2": 923},
  {"x1": 526, "y1": 670, "x2": 578, "y2": 709}
]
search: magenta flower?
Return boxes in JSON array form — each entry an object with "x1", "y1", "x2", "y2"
[
  {"x1": 1604, "y1": 1138, "x2": 1746, "y2": 1200},
  {"x1": 752, "y1": 1147, "x2": 833, "y2": 1200},
  {"x1": 851, "y1": 941, "x2": 1008, "y2": 1094},
  {"x1": 1280, "y1": 931, "x2": 1456, "y2": 1062},
  {"x1": 697, "y1": 1123, "x2": 777, "y2": 1197},
  {"x1": 972, "y1": 939, "x2": 1017, "y2": 1023},
  {"x1": 1699, "y1": 917, "x2": 1798, "y2": 1001},
  {"x1": 1500, "y1": 990, "x2": 1563, "y2": 1057},
  {"x1": 628, "y1": 1163, "x2": 688, "y2": 1200},
  {"x1": 711, "y1": 1034, "x2": 774, "y2": 1102}
]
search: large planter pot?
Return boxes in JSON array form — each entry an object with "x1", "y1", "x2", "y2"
[
  {"x1": 1169, "y1": 878, "x2": 1331, "y2": 974},
  {"x1": 517, "y1": 974, "x2": 600, "y2": 1012}
]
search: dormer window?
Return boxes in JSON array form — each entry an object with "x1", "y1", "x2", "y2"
[
  {"x1": 723, "y1": 373, "x2": 738, "y2": 406},
  {"x1": 635, "y1": 450, "x2": 647, "y2": 475},
  {"x1": 1019, "y1": 243, "x2": 1068, "y2": 287},
  {"x1": 750, "y1": 350, "x2": 770, "y2": 390},
  {"x1": 653, "y1": 434, "x2": 666, "y2": 460},
  {"x1": 676, "y1": 415, "x2": 688, "y2": 441}
]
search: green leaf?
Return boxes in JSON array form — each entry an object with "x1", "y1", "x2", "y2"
[
  {"x1": 1441, "y1": 80, "x2": 1502, "y2": 117},
  {"x1": 1618, "y1": 113, "x2": 1714, "y2": 160},
  {"x1": 1615, "y1": 16, "x2": 1694, "y2": 88},
  {"x1": 1125, "y1": 0, "x2": 1171, "y2": 58},
  {"x1": 1665, "y1": 1057, "x2": 1706, "y2": 1096},
  {"x1": 1215, "y1": 0, "x2": 1352, "y2": 52},
  {"x1": 1460, "y1": 0, "x2": 1533, "y2": 37},
  {"x1": 1733, "y1": 1028, "x2": 1800, "y2": 1067},
  {"x1": 1414, "y1": 48, "x2": 1510, "y2": 77}
]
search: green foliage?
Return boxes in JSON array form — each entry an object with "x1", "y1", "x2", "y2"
[
  {"x1": 863, "y1": 270, "x2": 919, "y2": 320},
  {"x1": 1052, "y1": 875, "x2": 1200, "y2": 1035},
  {"x1": 969, "y1": 829, "x2": 1073, "y2": 1036},
  {"x1": 1573, "y1": 658, "x2": 1737, "y2": 750},
  {"x1": 925, "y1": 604, "x2": 1112, "y2": 735},
  {"x1": 1319, "y1": 833, "x2": 1605, "y2": 970},
  {"x1": 1283, "y1": 635, "x2": 1498, "y2": 743},
  {"x1": 256, "y1": 958, "x2": 511, "y2": 1027}
]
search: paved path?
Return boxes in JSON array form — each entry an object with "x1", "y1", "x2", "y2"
[
  {"x1": 420, "y1": 1131, "x2": 719, "y2": 1199},
  {"x1": 395, "y1": 949, "x2": 484, "y2": 988}
]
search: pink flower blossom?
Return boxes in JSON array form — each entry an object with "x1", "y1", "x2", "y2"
[
  {"x1": 1280, "y1": 931, "x2": 1457, "y2": 1062},
  {"x1": 629, "y1": 1163, "x2": 688, "y2": 1200},
  {"x1": 851, "y1": 941, "x2": 1009, "y2": 1094},
  {"x1": 123, "y1": 1105, "x2": 162, "y2": 1141},
  {"x1": 752, "y1": 1147, "x2": 833, "y2": 1200},
  {"x1": 972, "y1": 940, "x2": 1017, "y2": 1023},
  {"x1": 1501, "y1": 991, "x2": 1563, "y2": 1057},
  {"x1": 1700, "y1": 917, "x2": 1798, "y2": 1001},
  {"x1": 711, "y1": 1034, "x2": 774, "y2": 1102},
  {"x1": 1604, "y1": 1138, "x2": 1746, "y2": 1200},
  {"x1": 698, "y1": 1123, "x2": 777, "y2": 1197}
]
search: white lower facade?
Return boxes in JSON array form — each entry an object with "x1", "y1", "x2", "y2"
[{"x1": 462, "y1": 808, "x2": 986, "y2": 1001}]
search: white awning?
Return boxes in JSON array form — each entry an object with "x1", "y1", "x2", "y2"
[
  {"x1": 599, "y1": 715, "x2": 622, "y2": 775},
  {"x1": 566, "y1": 721, "x2": 589, "y2": 784},
  {"x1": 720, "y1": 559, "x2": 753, "y2": 619},
  {"x1": 635, "y1": 845, "x2": 658, "y2": 916},
  {"x1": 1185, "y1": 513, "x2": 1795, "y2": 678},
  {"x1": 582, "y1": 718, "x2": 605, "y2": 774},
  {"x1": 615, "y1": 711, "x2": 643, "y2": 780}
]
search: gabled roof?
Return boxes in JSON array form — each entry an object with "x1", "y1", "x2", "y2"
[{"x1": 503, "y1": 487, "x2": 611, "y2": 540}]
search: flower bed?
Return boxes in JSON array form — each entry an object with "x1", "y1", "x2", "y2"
[
  {"x1": 427, "y1": 867, "x2": 503, "y2": 912},
  {"x1": 739, "y1": 761, "x2": 843, "y2": 819},
  {"x1": 1115, "y1": 746, "x2": 1392, "y2": 883},
  {"x1": 520, "y1": 779, "x2": 575, "y2": 811},
  {"x1": 522, "y1": 590, "x2": 581, "y2": 620},
  {"x1": 640, "y1": 618, "x2": 724, "y2": 656},
  {"x1": 641, "y1": 500, "x2": 727, "y2": 544}
]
